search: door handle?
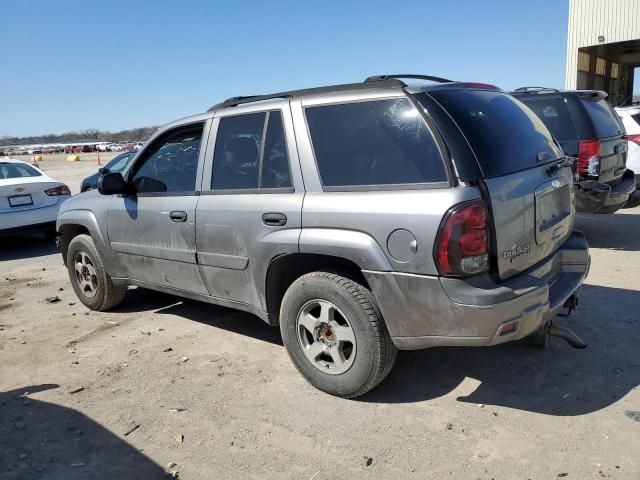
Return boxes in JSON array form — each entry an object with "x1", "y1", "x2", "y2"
[
  {"x1": 262, "y1": 212, "x2": 287, "y2": 226},
  {"x1": 169, "y1": 211, "x2": 188, "y2": 222}
]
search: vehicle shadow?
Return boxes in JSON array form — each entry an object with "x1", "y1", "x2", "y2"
[
  {"x1": 575, "y1": 211, "x2": 640, "y2": 251},
  {"x1": 363, "y1": 283, "x2": 640, "y2": 415},
  {"x1": 0, "y1": 384, "x2": 169, "y2": 479},
  {"x1": 115, "y1": 287, "x2": 283, "y2": 346},
  {"x1": 0, "y1": 234, "x2": 57, "y2": 261}
]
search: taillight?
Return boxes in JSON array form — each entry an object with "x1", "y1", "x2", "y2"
[
  {"x1": 435, "y1": 201, "x2": 490, "y2": 276},
  {"x1": 45, "y1": 185, "x2": 71, "y2": 196},
  {"x1": 577, "y1": 139, "x2": 600, "y2": 178},
  {"x1": 627, "y1": 134, "x2": 640, "y2": 146}
]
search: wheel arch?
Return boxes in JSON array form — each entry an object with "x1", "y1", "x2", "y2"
[
  {"x1": 57, "y1": 210, "x2": 110, "y2": 267},
  {"x1": 264, "y1": 252, "x2": 373, "y2": 326}
]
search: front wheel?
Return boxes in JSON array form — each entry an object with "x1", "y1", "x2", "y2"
[
  {"x1": 66, "y1": 234, "x2": 126, "y2": 311},
  {"x1": 280, "y1": 272, "x2": 397, "y2": 398}
]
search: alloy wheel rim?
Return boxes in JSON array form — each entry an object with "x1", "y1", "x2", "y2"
[
  {"x1": 296, "y1": 299, "x2": 357, "y2": 375},
  {"x1": 73, "y1": 251, "x2": 98, "y2": 299}
]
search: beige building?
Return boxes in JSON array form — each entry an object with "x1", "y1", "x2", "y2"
[{"x1": 566, "y1": 0, "x2": 640, "y2": 105}]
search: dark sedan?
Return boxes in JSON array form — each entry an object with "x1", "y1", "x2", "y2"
[{"x1": 80, "y1": 152, "x2": 135, "y2": 192}]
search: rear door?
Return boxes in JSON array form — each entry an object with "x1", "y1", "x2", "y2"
[
  {"x1": 106, "y1": 122, "x2": 210, "y2": 294},
  {"x1": 195, "y1": 101, "x2": 304, "y2": 310},
  {"x1": 424, "y1": 89, "x2": 573, "y2": 280}
]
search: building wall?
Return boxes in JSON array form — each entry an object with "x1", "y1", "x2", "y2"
[{"x1": 566, "y1": 0, "x2": 640, "y2": 89}]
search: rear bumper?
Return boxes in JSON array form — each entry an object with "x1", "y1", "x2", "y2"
[
  {"x1": 0, "y1": 200, "x2": 64, "y2": 234},
  {"x1": 575, "y1": 169, "x2": 635, "y2": 214},
  {"x1": 0, "y1": 220, "x2": 57, "y2": 236},
  {"x1": 364, "y1": 230, "x2": 590, "y2": 350}
]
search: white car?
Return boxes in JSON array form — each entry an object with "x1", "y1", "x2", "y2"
[
  {"x1": 0, "y1": 159, "x2": 71, "y2": 238},
  {"x1": 616, "y1": 106, "x2": 640, "y2": 181}
]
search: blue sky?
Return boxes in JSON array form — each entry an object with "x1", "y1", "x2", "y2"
[{"x1": 1, "y1": 0, "x2": 574, "y2": 137}]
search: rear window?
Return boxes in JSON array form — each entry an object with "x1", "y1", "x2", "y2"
[
  {"x1": 631, "y1": 113, "x2": 640, "y2": 127},
  {"x1": 580, "y1": 97, "x2": 624, "y2": 138},
  {"x1": 0, "y1": 162, "x2": 42, "y2": 179},
  {"x1": 515, "y1": 95, "x2": 577, "y2": 141},
  {"x1": 305, "y1": 98, "x2": 448, "y2": 188},
  {"x1": 425, "y1": 90, "x2": 562, "y2": 178}
]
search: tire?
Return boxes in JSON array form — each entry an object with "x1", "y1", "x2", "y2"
[
  {"x1": 528, "y1": 321, "x2": 551, "y2": 348},
  {"x1": 623, "y1": 194, "x2": 640, "y2": 209},
  {"x1": 280, "y1": 272, "x2": 397, "y2": 398},
  {"x1": 43, "y1": 228, "x2": 57, "y2": 242},
  {"x1": 66, "y1": 234, "x2": 126, "y2": 311}
]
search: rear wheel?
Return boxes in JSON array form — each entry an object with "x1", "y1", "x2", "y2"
[
  {"x1": 280, "y1": 272, "x2": 397, "y2": 398},
  {"x1": 66, "y1": 234, "x2": 126, "y2": 311}
]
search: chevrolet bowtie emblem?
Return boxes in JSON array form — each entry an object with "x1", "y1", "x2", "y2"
[{"x1": 14, "y1": 187, "x2": 26, "y2": 192}]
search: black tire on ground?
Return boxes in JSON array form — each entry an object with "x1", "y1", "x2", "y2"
[
  {"x1": 528, "y1": 321, "x2": 551, "y2": 348},
  {"x1": 279, "y1": 271, "x2": 397, "y2": 398},
  {"x1": 623, "y1": 194, "x2": 640, "y2": 209},
  {"x1": 66, "y1": 234, "x2": 126, "y2": 311},
  {"x1": 43, "y1": 228, "x2": 57, "y2": 242}
]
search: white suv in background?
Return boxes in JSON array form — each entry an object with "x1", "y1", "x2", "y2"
[{"x1": 616, "y1": 105, "x2": 640, "y2": 192}]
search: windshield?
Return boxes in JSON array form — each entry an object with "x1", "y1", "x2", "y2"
[
  {"x1": 422, "y1": 90, "x2": 563, "y2": 178},
  {"x1": 105, "y1": 153, "x2": 134, "y2": 173},
  {"x1": 0, "y1": 162, "x2": 42, "y2": 179}
]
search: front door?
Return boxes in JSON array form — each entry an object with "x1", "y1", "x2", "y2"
[
  {"x1": 195, "y1": 103, "x2": 304, "y2": 311},
  {"x1": 107, "y1": 121, "x2": 210, "y2": 295}
]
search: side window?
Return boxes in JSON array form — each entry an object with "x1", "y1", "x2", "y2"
[
  {"x1": 131, "y1": 125, "x2": 203, "y2": 193},
  {"x1": 305, "y1": 98, "x2": 447, "y2": 188},
  {"x1": 261, "y1": 111, "x2": 292, "y2": 189},
  {"x1": 211, "y1": 111, "x2": 292, "y2": 190},
  {"x1": 212, "y1": 112, "x2": 265, "y2": 190}
]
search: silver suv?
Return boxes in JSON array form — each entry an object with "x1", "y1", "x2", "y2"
[{"x1": 57, "y1": 75, "x2": 590, "y2": 398}]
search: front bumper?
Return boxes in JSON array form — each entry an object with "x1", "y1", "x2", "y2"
[
  {"x1": 364, "y1": 230, "x2": 590, "y2": 350},
  {"x1": 575, "y1": 169, "x2": 636, "y2": 214}
]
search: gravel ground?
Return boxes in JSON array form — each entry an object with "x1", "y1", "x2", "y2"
[{"x1": 1, "y1": 153, "x2": 639, "y2": 479}]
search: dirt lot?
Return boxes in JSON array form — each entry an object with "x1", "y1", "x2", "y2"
[{"x1": 1, "y1": 153, "x2": 639, "y2": 479}]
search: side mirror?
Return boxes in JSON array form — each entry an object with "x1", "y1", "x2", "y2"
[{"x1": 98, "y1": 172, "x2": 127, "y2": 195}]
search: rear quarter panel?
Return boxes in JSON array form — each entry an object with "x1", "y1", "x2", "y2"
[{"x1": 301, "y1": 188, "x2": 481, "y2": 275}]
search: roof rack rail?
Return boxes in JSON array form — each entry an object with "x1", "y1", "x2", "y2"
[
  {"x1": 208, "y1": 93, "x2": 292, "y2": 112},
  {"x1": 208, "y1": 78, "x2": 406, "y2": 112},
  {"x1": 365, "y1": 74, "x2": 453, "y2": 84},
  {"x1": 512, "y1": 86, "x2": 560, "y2": 93}
]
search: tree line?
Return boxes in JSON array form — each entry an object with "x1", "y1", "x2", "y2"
[{"x1": 0, "y1": 126, "x2": 159, "y2": 147}]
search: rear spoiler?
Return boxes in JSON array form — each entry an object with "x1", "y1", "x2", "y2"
[{"x1": 511, "y1": 87, "x2": 607, "y2": 101}]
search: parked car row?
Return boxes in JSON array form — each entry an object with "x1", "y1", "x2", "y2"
[
  {"x1": 511, "y1": 87, "x2": 635, "y2": 214},
  {"x1": 97, "y1": 142, "x2": 144, "y2": 152},
  {"x1": 57, "y1": 74, "x2": 597, "y2": 399}
]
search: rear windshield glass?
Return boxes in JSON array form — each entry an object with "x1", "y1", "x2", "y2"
[
  {"x1": 305, "y1": 98, "x2": 448, "y2": 188},
  {"x1": 515, "y1": 95, "x2": 577, "y2": 141},
  {"x1": 580, "y1": 97, "x2": 624, "y2": 138},
  {"x1": 425, "y1": 90, "x2": 562, "y2": 178},
  {"x1": 631, "y1": 113, "x2": 640, "y2": 127},
  {"x1": 0, "y1": 162, "x2": 42, "y2": 179}
]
